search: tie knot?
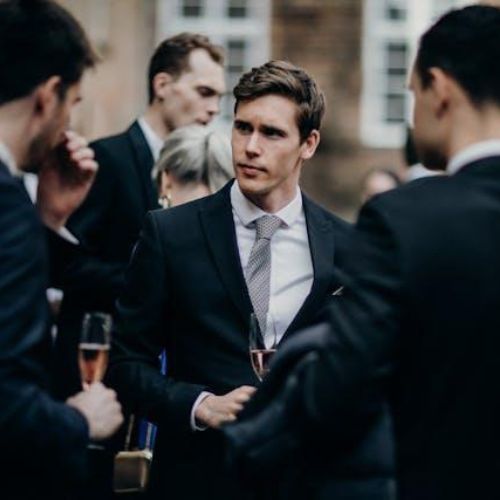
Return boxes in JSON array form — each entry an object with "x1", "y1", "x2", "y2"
[{"x1": 255, "y1": 215, "x2": 282, "y2": 240}]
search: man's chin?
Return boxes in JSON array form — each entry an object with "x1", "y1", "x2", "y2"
[{"x1": 236, "y1": 177, "x2": 267, "y2": 196}]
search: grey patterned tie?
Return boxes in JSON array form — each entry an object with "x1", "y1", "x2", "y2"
[{"x1": 245, "y1": 215, "x2": 282, "y2": 334}]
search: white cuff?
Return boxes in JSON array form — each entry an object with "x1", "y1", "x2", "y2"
[
  {"x1": 57, "y1": 226, "x2": 79, "y2": 245},
  {"x1": 190, "y1": 391, "x2": 213, "y2": 431}
]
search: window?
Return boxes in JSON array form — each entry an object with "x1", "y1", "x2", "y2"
[
  {"x1": 361, "y1": 0, "x2": 466, "y2": 148},
  {"x1": 181, "y1": 0, "x2": 204, "y2": 18},
  {"x1": 384, "y1": 42, "x2": 407, "y2": 123},
  {"x1": 227, "y1": 0, "x2": 248, "y2": 19},
  {"x1": 384, "y1": 0, "x2": 407, "y2": 21},
  {"x1": 156, "y1": 0, "x2": 271, "y2": 130},
  {"x1": 227, "y1": 39, "x2": 246, "y2": 73},
  {"x1": 223, "y1": 39, "x2": 247, "y2": 119}
]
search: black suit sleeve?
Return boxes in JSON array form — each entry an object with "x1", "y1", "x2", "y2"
[
  {"x1": 47, "y1": 227, "x2": 124, "y2": 302},
  {"x1": 225, "y1": 199, "x2": 401, "y2": 464},
  {"x1": 107, "y1": 212, "x2": 207, "y2": 431},
  {"x1": 296, "y1": 201, "x2": 400, "y2": 430},
  {"x1": 49, "y1": 142, "x2": 125, "y2": 300},
  {"x1": 0, "y1": 181, "x2": 89, "y2": 484}
]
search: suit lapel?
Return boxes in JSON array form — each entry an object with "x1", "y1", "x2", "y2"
[
  {"x1": 199, "y1": 182, "x2": 253, "y2": 324},
  {"x1": 127, "y1": 121, "x2": 159, "y2": 211},
  {"x1": 281, "y1": 194, "x2": 335, "y2": 341}
]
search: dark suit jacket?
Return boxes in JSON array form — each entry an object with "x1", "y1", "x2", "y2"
[
  {"x1": 0, "y1": 161, "x2": 89, "y2": 499},
  {"x1": 106, "y1": 182, "x2": 354, "y2": 499},
  {"x1": 52, "y1": 121, "x2": 159, "y2": 399},
  {"x1": 225, "y1": 157, "x2": 500, "y2": 500}
]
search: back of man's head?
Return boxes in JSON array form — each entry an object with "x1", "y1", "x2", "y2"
[
  {"x1": 0, "y1": 0, "x2": 97, "y2": 106},
  {"x1": 148, "y1": 32, "x2": 224, "y2": 104},
  {"x1": 233, "y1": 60, "x2": 325, "y2": 143},
  {"x1": 416, "y1": 5, "x2": 500, "y2": 107}
]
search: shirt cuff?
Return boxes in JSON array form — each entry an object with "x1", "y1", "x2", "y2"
[
  {"x1": 190, "y1": 391, "x2": 213, "y2": 431},
  {"x1": 57, "y1": 226, "x2": 79, "y2": 245}
]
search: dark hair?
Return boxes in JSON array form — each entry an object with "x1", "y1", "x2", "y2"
[
  {"x1": 0, "y1": 0, "x2": 97, "y2": 105},
  {"x1": 233, "y1": 60, "x2": 326, "y2": 143},
  {"x1": 148, "y1": 32, "x2": 224, "y2": 103},
  {"x1": 415, "y1": 5, "x2": 500, "y2": 106}
]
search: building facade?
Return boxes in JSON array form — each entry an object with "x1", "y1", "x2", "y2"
[{"x1": 60, "y1": 0, "x2": 487, "y2": 219}]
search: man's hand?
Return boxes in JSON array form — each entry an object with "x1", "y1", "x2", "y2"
[
  {"x1": 195, "y1": 386, "x2": 256, "y2": 429},
  {"x1": 66, "y1": 382, "x2": 123, "y2": 441},
  {"x1": 37, "y1": 130, "x2": 98, "y2": 230}
]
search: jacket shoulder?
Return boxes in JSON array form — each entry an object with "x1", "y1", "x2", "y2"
[
  {"x1": 366, "y1": 174, "x2": 454, "y2": 221},
  {"x1": 303, "y1": 193, "x2": 352, "y2": 235},
  {"x1": 148, "y1": 188, "x2": 229, "y2": 235},
  {"x1": 90, "y1": 129, "x2": 131, "y2": 157}
]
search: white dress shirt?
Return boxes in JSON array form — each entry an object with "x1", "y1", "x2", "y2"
[
  {"x1": 0, "y1": 140, "x2": 17, "y2": 175},
  {"x1": 138, "y1": 116, "x2": 164, "y2": 162},
  {"x1": 447, "y1": 140, "x2": 500, "y2": 175},
  {"x1": 230, "y1": 181, "x2": 313, "y2": 345},
  {"x1": 190, "y1": 182, "x2": 314, "y2": 430}
]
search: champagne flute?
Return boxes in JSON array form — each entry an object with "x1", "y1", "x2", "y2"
[
  {"x1": 78, "y1": 311, "x2": 112, "y2": 390},
  {"x1": 249, "y1": 312, "x2": 277, "y2": 381}
]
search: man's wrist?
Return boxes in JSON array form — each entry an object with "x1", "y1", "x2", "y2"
[
  {"x1": 191, "y1": 391, "x2": 213, "y2": 431},
  {"x1": 38, "y1": 205, "x2": 67, "y2": 231}
]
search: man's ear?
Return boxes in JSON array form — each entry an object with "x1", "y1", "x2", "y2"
[
  {"x1": 300, "y1": 130, "x2": 320, "y2": 161},
  {"x1": 33, "y1": 76, "x2": 61, "y2": 118},
  {"x1": 427, "y1": 67, "x2": 451, "y2": 118},
  {"x1": 153, "y1": 72, "x2": 173, "y2": 101}
]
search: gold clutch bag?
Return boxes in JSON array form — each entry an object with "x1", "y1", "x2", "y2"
[
  {"x1": 114, "y1": 448, "x2": 152, "y2": 494},
  {"x1": 114, "y1": 415, "x2": 154, "y2": 494}
]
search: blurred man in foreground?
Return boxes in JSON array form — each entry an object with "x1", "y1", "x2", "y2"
[
  {"x1": 225, "y1": 5, "x2": 500, "y2": 500},
  {"x1": 0, "y1": 1, "x2": 122, "y2": 498}
]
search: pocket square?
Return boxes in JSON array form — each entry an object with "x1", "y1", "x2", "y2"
[{"x1": 331, "y1": 286, "x2": 344, "y2": 296}]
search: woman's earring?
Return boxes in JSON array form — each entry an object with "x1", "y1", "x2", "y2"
[{"x1": 158, "y1": 190, "x2": 172, "y2": 208}]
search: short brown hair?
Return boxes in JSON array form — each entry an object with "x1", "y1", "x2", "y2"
[
  {"x1": 148, "y1": 32, "x2": 224, "y2": 103},
  {"x1": 233, "y1": 60, "x2": 325, "y2": 142}
]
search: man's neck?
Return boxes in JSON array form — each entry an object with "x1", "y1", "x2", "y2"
[
  {"x1": 143, "y1": 104, "x2": 170, "y2": 140},
  {"x1": 0, "y1": 100, "x2": 33, "y2": 171},
  {"x1": 243, "y1": 186, "x2": 299, "y2": 214},
  {"x1": 447, "y1": 106, "x2": 500, "y2": 160}
]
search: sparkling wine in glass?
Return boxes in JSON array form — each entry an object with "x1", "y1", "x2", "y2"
[
  {"x1": 78, "y1": 312, "x2": 112, "y2": 389},
  {"x1": 249, "y1": 313, "x2": 277, "y2": 381}
]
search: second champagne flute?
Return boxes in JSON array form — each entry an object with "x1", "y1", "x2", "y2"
[
  {"x1": 249, "y1": 312, "x2": 277, "y2": 381},
  {"x1": 78, "y1": 311, "x2": 112, "y2": 390}
]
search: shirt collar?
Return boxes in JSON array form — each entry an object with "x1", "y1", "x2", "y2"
[
  {"x1": 447, "y1": 140, "x2": 500, "y2": 175},
  {"x1": 138, "y1": 117, "x2": 164, "y2": 162},
  {"x1": 230, "y1": 181, "x2": 303, "y2": 228},
  {"x1": 0, "y1": 141, "x2": 18, "y2": 176}
]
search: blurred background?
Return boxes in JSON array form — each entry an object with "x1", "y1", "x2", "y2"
[{"x1": 59, "y1": 0, "x2": 497, "y2": 220}]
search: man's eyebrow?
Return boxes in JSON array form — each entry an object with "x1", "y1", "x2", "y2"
[
  {"x1": 260, "y1": 124, "x2": 287, "y2": 136},
  {"x1": 196, "y1": 85, "x2": 226, "y2": 96}
]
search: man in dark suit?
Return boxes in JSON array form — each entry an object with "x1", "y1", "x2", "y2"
[
  {"x1": 0, "y1": 1, "x2": 123, "y2": 498},
  {"x1": 106, "y1": 61, "x2": 390, "y2": 499},
  {"x1": 225, "y1": 6, "x2": 500, "y2": 500},
  {"x1": 53, "y1": 33, "x2": 226, "y2": 399}
]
